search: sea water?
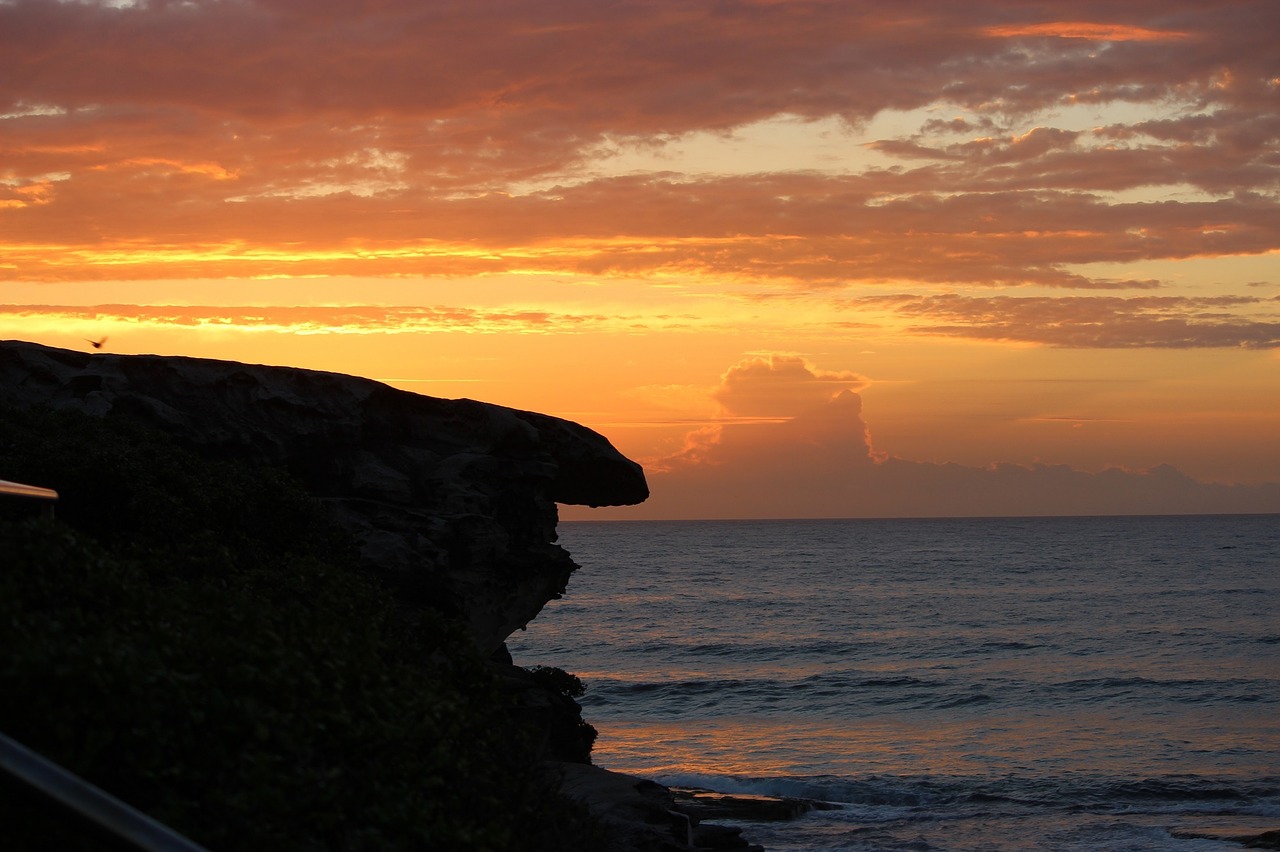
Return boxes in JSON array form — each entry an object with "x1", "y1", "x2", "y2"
[{"x1": 507, "y1": 515, "x2": 1280, "y2": 851}]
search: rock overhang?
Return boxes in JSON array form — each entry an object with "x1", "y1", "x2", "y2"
[{"x1": 0, "y1": 339, "x2": 648, "y2": 654}]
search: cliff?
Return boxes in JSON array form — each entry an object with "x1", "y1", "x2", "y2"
[
  {"x1": 0, "y1": 340, "x2": 776, "y2": 851},
  {"x1": 0, "y1": 339, "x2": 646, "y2": 656}
]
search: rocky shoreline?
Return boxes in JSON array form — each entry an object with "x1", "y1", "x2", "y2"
[
  {"x1": 0, "y1": 339, "x2": 800, "y2": 850},
  {"x1": 552, "y1": 762, "x2": 832, "y2": 852}
]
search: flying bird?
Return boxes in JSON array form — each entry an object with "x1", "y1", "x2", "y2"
[{"x1": 86, "y1": 337, "x2": 108, "y2": 350}]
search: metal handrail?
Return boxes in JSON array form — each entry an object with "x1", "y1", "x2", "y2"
[
  {"x1": 0, "y1": 732, "x2": 210, "y2": 852},
  {"x1": 2, "y1": 481, "x2": 208, "y2": 848},
  {"x1": 0, "y1": 479, "x2": 58, "y2": 502}
]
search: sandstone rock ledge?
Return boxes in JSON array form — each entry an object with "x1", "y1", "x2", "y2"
[
  {"x1": 553, "y1": 763, "x2": 767, "y2": 852},
  {"x1": 0, "y1": 340, "x2": 786, "y2": 851},
  {"x1": 0, "y1": 340, "x2": 646, "y2": 655}
]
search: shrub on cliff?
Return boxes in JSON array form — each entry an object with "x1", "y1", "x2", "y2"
[{"x1": 0, "y1": 406, "x2": 602, "y2": 851}]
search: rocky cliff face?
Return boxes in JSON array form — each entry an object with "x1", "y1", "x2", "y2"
[
  {"x1": 0, "y1": 340, "x2": 647, "y2": 656},
  {"x1": 0, "y1": 340, "x2": 784, "y2": 851}
]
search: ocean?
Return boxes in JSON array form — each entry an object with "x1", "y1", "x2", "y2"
[{"x1": 507, "y1": 515, "x2": 1280, "y2": 851}]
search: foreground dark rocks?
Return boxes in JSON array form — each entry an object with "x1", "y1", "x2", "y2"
[
  {"x1": 669, "y1": 786, "x2": 837, "y2": 822},
  {"x1": 0, "y1": 340, "x2": 646, "y2": 656},
  {"x1": 0, "y1": 340, "x2": 798, "y2": 851},
  {"x1": 554, "y1": 763, "x2": 795, "y2": 852}
]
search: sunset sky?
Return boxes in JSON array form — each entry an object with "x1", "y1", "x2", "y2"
[{"x1": 3, "y1": 0, "x2": 1278, "y2": 519}]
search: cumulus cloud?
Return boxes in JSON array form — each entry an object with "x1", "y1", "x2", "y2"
[
  {"x1": 613, "y1": 357, "x2": 1280, "y2": 519},
  {"x1": 650, "y1": 356, "x2": 874, "y2": 474},
  {"x1": 712, "y1": 355, "x2": 867, "y2": 417}
]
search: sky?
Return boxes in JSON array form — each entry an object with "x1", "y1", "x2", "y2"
[{"x1": 2, "y1": 0, "x2": 1278, "y2": 519}]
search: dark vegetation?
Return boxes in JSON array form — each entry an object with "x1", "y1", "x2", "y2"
[
  {"x1": 527, "y1": 665, "x2": 588, "y2": 701},
  {"x1": 0, "y1": 406, "x2": 602, "y2": 851}
]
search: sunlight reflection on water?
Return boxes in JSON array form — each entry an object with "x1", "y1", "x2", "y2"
[{"x1": 511, "y1": 515, "x2": 1280, "y2": 850}]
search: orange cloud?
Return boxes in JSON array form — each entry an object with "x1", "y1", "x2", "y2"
[
  {"x1": 91, "y1": 158, "x2": 239, "y2": 181},
  {"x1": 713, "y1": 355, "x2": 868, "y2": 417},
  {"x1": 1, "y1": 0, "x2": 1275, "y2": 288},
  {"x1": 617, "y1": 357, "x2": 1280, "y2": 519},
  {"x1": 4, "y1": 2, "x2": 1276, "y2": 519},
  {"x1": 0, "y1": 304, "x2": 670, "y2": 335},
  {"x1": 843, "y1": 294, "x2": 1280, "y2": 349},
  {"x1": 982, "y1": 23, "x2": 1190, "y2": 42},
  {"x1": 652, "y1": 356, "x2": 877, "y2": 475},
  {"x1": 4, "y1": 172, "x2": 1275, "y2": 287}
]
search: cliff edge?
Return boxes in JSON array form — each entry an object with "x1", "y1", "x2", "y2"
[
  {"x1": 0, "y1": 339, "x2": 647, "y2": 656},
  {"x1": 1, "y1": 340, "x2": 777, "y2": 851}
]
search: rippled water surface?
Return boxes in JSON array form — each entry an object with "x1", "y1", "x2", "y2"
[{"x1": 509, "y1": 515, "x2": 1280, "y2": 850}]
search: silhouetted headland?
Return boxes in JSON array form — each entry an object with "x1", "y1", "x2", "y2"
[{"x1": 0, "y1": 339, "x2": 799, "y2": 850}]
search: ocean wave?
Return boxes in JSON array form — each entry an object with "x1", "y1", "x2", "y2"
[
  {"x1": 580, "y1": 667, "x2": 1278, "y2": 719},
  {"x1": 528, "y1": 516, "x2": 1280, "y2": 850},
  {"x1": 655, "y1": 771, "x2": 963, "y2": 814},
  {"x1": 652, "y1": 771, "x2": 1280, "y2": 822},
  {"x1": 582, "y1": 671, "x2": 989, "y2": 714},
  {"x1": 1041, "y1": 676, "x2": 1278, "y2": 705},
  {"x1": 619, "y1": 637, "x2": 884, "y2": 662}
]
